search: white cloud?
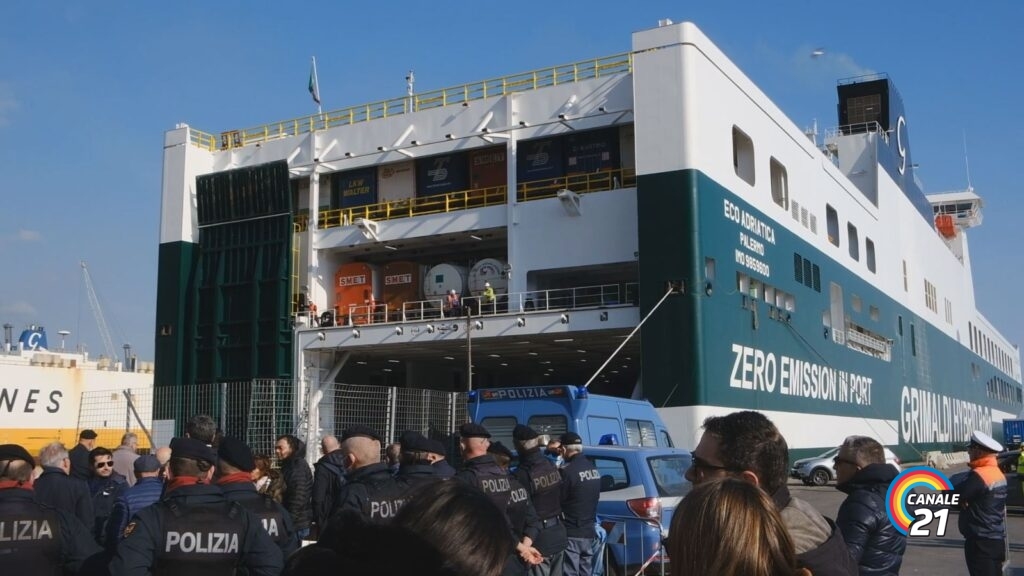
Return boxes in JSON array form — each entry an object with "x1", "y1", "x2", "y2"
[
  {"x1": 17, "y1": 229, "x2": 41, "y2": 242},
  {"x1": 0, "y1": 83, "x2": 16, "y2": 128},
  {"x1": 0, "y1": 300, "x2": 37, "y2": 316}
]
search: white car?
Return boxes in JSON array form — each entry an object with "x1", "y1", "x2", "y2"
[{"x1": 790, "y1": 447, "x2": 902, "y2": 486}]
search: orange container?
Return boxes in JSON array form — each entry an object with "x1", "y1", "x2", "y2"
[
  {"x1": 334, "y1": 262, "x2": 380, "y2": 325},
  {"x1": 381, "y1": 261, "x2": 423, "y2": 321}
]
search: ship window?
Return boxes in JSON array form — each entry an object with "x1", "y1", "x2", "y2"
[
  {"x1": 866, "y1": 238, "x2": 876, "y2": 273},
  {"x1": 784, "y1": 294, "x2": 795, "y2": 312},
  {"x1": 902, "y1": 260, "x2": 908, "y2": 292},
  {"x1": 898, "y1": 315, "x2": 903, "y2": 336},
  {"x1": 869, "y1": 305, "x2": 880, "y2": 322},
  {"x1": 969, "y1": 322, "x2": 973, "y2": 351},
  {"x1": 851, "y1": 295, "x2": 862, "y2": 313},
  {"x1": 791, "y1": 200, "x2": 800, "y2": 222},
  {"x1": 770, "y1": 157, "x2": 788, "y2": 209},
  {"x1": 810, "y1": 214, "x2": 818, "y2": 234},
  {"x1": 826, "y1": 205, "x2": 839, "y2": 247},
  {"x1": 812, "y1": 265, "x2": 821, "y2": 292},
  {"x1": 764, "y1": 284, "x2": 776, "y2": 304},
  {"x1": 910, "y1": 323, "x2": 917, "y2": 356},
  {"x1": 793, "y1": 253, "x2": 804, "y2": 284},
  {"x1": 924, "y1": 280, "x2": 938, "y2": 313},
  {"x1": 705, "y1": 257, "x2": 716, "y2": 282},
  {"x1": 944, "y1": 298, "x2": 953, "y2": 324},
  {"x1": 737, "y1": 272, "x2": 749, "y2": 295},
  {"x1": 847, "y1": 223, "x2": 860, "y2": 260},
  {"x1": 732, "y1": 126, "x2": 755, "y2": 186}
]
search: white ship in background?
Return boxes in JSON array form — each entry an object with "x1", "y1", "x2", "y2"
[{"x1": 0, "y1": 324, "x2": 154, "y2": 454}]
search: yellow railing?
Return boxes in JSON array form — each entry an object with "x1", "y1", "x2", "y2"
[
  {"x1": 189, "y1": 52, "x2": 633, "y2": 152},
  {"x1": 298, "y1": 167, "x2": 636, "y2": 231}
]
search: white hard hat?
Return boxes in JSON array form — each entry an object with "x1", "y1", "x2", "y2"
[
  {"x1": 450, "y1": 289, "x2": 456, "y2": 294},
  {"x1": 484, "y1": 282, "x2": 491, "y2": 287}
]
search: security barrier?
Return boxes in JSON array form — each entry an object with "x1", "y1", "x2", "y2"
[{"x1": 598, "y1": 513, "x2": 669, "y2": 576}]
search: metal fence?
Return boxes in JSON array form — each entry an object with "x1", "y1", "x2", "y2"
[{"x1": 78, "y1": 380, "x2": 467, "y2": 464}]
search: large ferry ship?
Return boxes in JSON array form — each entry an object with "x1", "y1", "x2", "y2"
[
  {"x1": 155, "y1": 20, "x2": 1020, "y2": 460},
  {"x1": 0, "y1": 325, "x2": 154, "y2": 454}
]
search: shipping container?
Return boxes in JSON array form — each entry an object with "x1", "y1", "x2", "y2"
[
  {"x1": 333, "y1": 167, "x2": 378, "y2": 208},
  {"x1": 381, "y1": 261, "x2": 424, "y2": 321},
  {"x1": 378, "y1": 161, "x2": 416, "y2": 203},
  {"x1": 334, "y1": 262, "x2": 382, "y2": 325},
  {"x1": 565, "y1": 127, "x2": 620, "y2": 174},
  {"x1": 469, "y1": 258, "x2": 508, "y2": 296},
  {"x1": 516, "y1": 137, "x2": 564, "y2": 183},
  {"x1": 1005, "y1": 419, "x2": 1024, "y2": 447},
  {"x1": 417, "y1": 153, "x2": 469, "y2": 197},
  {"x1": 423, "y1": 263, "x2": 469, "y2": 308},
  {"x1": 469, "y1": 146, "x2": 507, "y2": 189}
]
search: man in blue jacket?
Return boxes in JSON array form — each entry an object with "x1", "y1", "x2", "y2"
[
  {"x1": 105, "y1": 454, "x2": 164, "y2": 550},
  {"x1": 833, "y1": 436, "x2": 906, "y2": 575},
  {"x1": 34, "y1": 441, "x2": 94, "y2": 530}
]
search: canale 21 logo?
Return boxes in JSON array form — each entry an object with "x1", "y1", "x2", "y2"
[{"x1": 885, "y1": 467, "x2": 960, "y2": 537}]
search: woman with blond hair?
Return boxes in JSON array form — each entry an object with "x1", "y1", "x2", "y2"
[{"x1": 667, "y1": 477, "x2": 811, "y2": 576}]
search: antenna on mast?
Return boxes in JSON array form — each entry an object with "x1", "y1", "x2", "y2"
[
  {"x1": 405, "y1": 70, "x2": 415, "y2": 113},
  {"x1": 963, "y1": 129, "x2": 973, "y2": 192}
]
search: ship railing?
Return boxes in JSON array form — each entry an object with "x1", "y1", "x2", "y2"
[
  {"x1": 831, "y1": 327, "x2": 846, "y2": 346},
  {"x1": 310, "y1": 168, "x2": 636, "y2": 230},
  {"x1": 824, "y1": 121, "x2": 890, "y2": 144},
  {"x1": 845, "y1": 322, "x2": 892, "y2": 361},
  {"x1": 188, "y1": 53, "x2": 633, "y2": 152},
  {"x1": 374, "y1": 283, "x2": 639, "y2": 324}
]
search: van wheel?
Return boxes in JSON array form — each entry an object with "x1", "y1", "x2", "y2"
[{"x1": 810, "y1": 468, "x2": 831, "y2": 486}]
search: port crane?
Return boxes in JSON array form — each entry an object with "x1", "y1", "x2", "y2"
[{"x1": 80, "y1": 260, "x2": 119, "y2": 362}]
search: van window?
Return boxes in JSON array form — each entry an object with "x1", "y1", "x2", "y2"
[
  {"x1": 625, "y1": 419, "x2": 658, "y2": 447},
  {"x1": 480, "y1": 416, "x2": 517, "y2": 448},
  {"x1": 659, "y1": 430, "x2": 674, "y2": 448},
  {"x1": 588, "y1": 456, "x2": 630, "y2": 491},
  {"x1": 647, "y1": 454, "x2": 692, "y2": 497},
  {"x1": 528, "y1": 415, "x2": 568, "y2": 440},
  {"x1": 588, "y1": 416, "x2": 622, "y2": 445}
]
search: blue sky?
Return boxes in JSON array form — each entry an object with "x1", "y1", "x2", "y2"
[{"x1": 0, "y1": 2, "x2": 1021, "y2": 367}]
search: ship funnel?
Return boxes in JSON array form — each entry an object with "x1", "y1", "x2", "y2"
[{"x1": 3, "y1": 323, "x2": 11, "y2": 352}]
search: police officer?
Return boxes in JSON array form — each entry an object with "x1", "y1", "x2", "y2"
[
  {"x1": 427, "y1": 438, "x2": 457, "y2": 478},
  {"x1": 513, "y1": 424, "x2": 567, "y2": 576},
  {"x1": 110, "y1": 437, "x2": 283, "y2": 575},
  {"x1": 394, "y1": 431, "x2": 442, "y2": 493},
  {"x1": 489, "y1": 440, "x2": 544, "y2": 575},
  {"x1": 325, "y1": 425, "x2": 406, "y2": 527},
  {"x1": 954, "y1": 430, "x2": 1008, "y2": 576},
  {"x1": 216, "y1": 436, "x2": 299, "y2": 558},
  {"x1": 557, "y1": 432, "x2": 601, "y2": 576},
  {"x1": 0, "y1": 443, "x2": 102, "y2": 573}
]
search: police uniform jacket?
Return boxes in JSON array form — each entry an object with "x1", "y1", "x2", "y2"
[
  {"x1": 395, "y1": 462, "x2": 442, "y2": 494},
  {"x1": 280, "y1": 455, "x2": 313, "y2": 532},
  {"x1": 432, "y1": 459, "x2": 457, "y2": 478},
  {"x1": 109, "y1": 482, "x2": 283, "y2": 576},
  {"x1": 311, "y1": 450, "x2": 347, "y2": 529},
  {"x1": 330, "y1": 462, "x2": 406, "y2": 523},
  {"x1": 33, "y1": 465, "x2": 94, "y2": 532},
  {"x1": 455, "y1": 455, "x2": 527, "y2": 555},
  {"x1": 955, "y1": 453, "x2": 1008, "y2": 541},
  {"x1": 513, "y1": 450, "x2": 567, "y2": 557},
  {"x1": 559, "y1": 454, "x2": 601, "y2": 539},
  {"x1": 105, "y1": 476, "x2": 164, "y2": 550},
  {"x1": 220, "y1": 480, "x2": 299, "y2": 557},
  {"x1": 836, "y1": 463, "x2": 906, "y2": 575},
  {"x1": 89, "y1": 472, "x2": 128, "y2": 542},
  {"x1": 0, "y1": 486, "x2": 102, "y2": 575}
]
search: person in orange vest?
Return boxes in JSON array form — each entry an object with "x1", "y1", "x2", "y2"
[{"x1": 953, "y1": 431, "x2": 1007, "y2": 576}]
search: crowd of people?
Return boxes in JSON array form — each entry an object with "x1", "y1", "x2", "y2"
[{"x1": 0, "y1": 410, "x2": 1010, "y2": 575}]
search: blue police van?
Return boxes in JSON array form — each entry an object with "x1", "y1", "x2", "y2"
[{"x1": 466, "y1": 385, "x2": 674, "y2": 450}]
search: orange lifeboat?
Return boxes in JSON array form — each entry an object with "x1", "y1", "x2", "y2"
[{"x1": 935, "y1": 214, "x2": 956, "y2": 238}]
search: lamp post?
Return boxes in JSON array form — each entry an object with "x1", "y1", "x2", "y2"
[{"x1": 466, "y1": 309, "x2": 473, "y2": 392}]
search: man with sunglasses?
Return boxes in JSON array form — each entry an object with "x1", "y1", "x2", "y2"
[
  {"x1": 833, "y1": 436, "x2": 906, "y2": 575},
  {"x1": 89, "y1": 446, "x2": 128, "y2": 545},
  {"x1": 685, "y1": 411, "x2": 857, "y2": 576}
]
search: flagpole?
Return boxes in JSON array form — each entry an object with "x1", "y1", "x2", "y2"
[{"x1": 311, "y1": 56, "x2": 322, "y2": 115}]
